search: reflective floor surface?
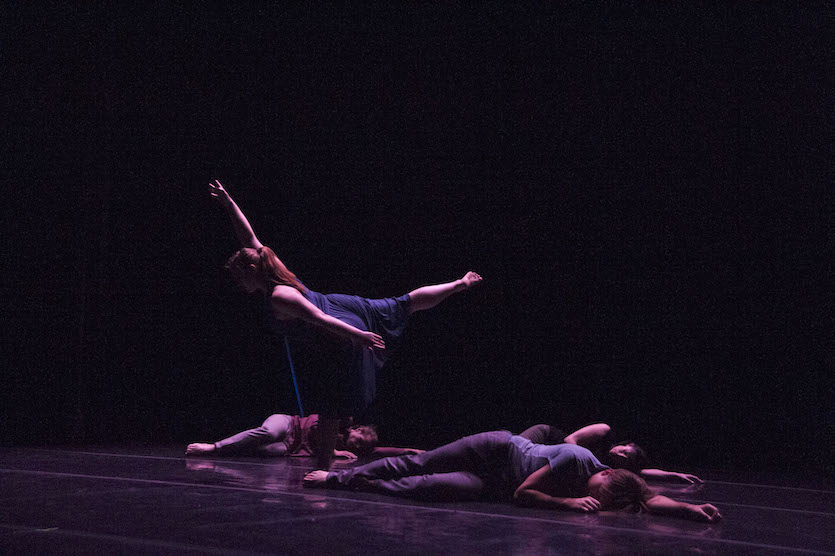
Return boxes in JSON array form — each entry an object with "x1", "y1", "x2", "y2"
[{"x1": 1, "y1": 446, "x2": 833, "y2": 555}]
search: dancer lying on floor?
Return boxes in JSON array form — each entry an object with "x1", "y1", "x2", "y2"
[
  {"x1": 303, "y1": 431, "x2": 721, "y2": 523},
  {"x1": 209, "y1": 179, "x2": 482, "y2": 469},
  {"x1": 186, "y1": 413, "x2": 423, "y2": 459},
  {"x1": 518, "y1": 423, "x2": 703, "y2": 484}
]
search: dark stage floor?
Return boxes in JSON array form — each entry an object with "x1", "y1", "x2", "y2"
[{"x1": 1, "y1": 446, "x2": 832, "y2": 555}]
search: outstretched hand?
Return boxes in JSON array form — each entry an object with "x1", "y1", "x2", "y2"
[
  {"x1": 675, "y1": 472, "x2": 704, "y2": 485},
  {"x1": 359, "y1": 331, "x2": 386, "y2": 351},
  {"x1": 460, "y1": 271, "x2": 483, "y2": 288},
  {"x1": 691, "y1": 503, "x2": 722, "y2": 523},
  {"x1": 208, "y1": 179, "x2": 232, "y2": 206}
]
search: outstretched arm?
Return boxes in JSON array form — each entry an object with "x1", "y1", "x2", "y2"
[
  {"x1": 209, "y1": 180, "x2": 263, "y2": 249},
  {"x1": 645, "y1": 494, "x2": 721, "y2": 522},
  {"x1": 513, "y1": 464, "x2": 602, "y2": 513},
  {"x1": 371, "y1": 447, "x2": 425, "y2": 457},
  {"x1": 271, "y1": 286, "x2": 385, "y2": 350},
  {"x1": 640, "y1": 468, "x2": 704, "y2": 484},
  {"x1": 564, "y1": 423, "x2": 611, "y2": 448}
]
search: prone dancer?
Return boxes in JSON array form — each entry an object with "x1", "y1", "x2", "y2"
[
  {"x1": 186, "y1": 413, "x2": 423, "y2": 460},
  {"x1": 209, "y1": 180, "x2": 482, "y2": 469},
  {"x1": 518, "y1": 423, "x2": 704, "y2": 484},
  {"x1": 303, "y1": 430, "x2": 721, "y2": 523}
]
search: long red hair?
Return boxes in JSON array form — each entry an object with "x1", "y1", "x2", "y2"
[{"x1": 225, "y1": 246, "x2": 307, "y2": 294}]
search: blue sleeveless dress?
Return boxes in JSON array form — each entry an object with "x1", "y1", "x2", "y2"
[{"x1": 270, "y1": 282, "x2": 411, "y2": 415}]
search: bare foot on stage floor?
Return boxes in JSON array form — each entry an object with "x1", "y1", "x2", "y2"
[
  {"x1": 303, "y1": 470, "x2": 328, "y2": 488},
  {"x1": 186, "y1": 443, "x2": 216, "y2": 455}
]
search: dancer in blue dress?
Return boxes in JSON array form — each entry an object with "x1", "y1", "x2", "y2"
[{"x1": 209, "y1": 180, "x2": 483, "y2": 468}]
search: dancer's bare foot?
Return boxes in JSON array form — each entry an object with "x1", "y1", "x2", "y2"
[
  {"x1": 303, "y1": 470, "x2": 329, "y2": 488},
  {"x1": 186, "y1": 443, "x2": 216, "y2": 456},
  {"x1": 461, "y1": 271, "x2": 483, "y2": 288}
]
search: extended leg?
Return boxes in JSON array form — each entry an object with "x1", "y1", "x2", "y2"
[
  {"x1": 318, "y1": 431, "x2": 509, "y2": 489},
  {"x1": 186, "y1": 414, "x2": 292, "y2": 456},
  {"x1": 407, "y1": 272, "x2": 482, "y2": 313},
  {"x1": 361, "y1": 471, "x2": 486, "y2": 501}
]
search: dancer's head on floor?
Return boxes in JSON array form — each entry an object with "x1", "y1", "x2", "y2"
[
  {"x1": 603, "y1": 441, "x2": 648, "y2": 473},
  {"x1": 225, "y1": 247, "x2": 307, "y2": 295},
  {"x1": 587, "y1": 469, "x2": 652, "y2": 512},
  {"x1": 343, "y1": 424, "x2": 379, "y2": 455}
]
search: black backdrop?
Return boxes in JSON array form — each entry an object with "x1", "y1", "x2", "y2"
[{"x1": 4, "y1": 4, "x2": 831, "y2": 476}]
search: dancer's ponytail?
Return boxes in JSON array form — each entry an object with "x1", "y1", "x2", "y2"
[
  {"x1": 225, "y1": 246, "x2": 307, "y2": 294},
  {"x1": 257, "y1": 246, "x2": 307, "y2": 293}
]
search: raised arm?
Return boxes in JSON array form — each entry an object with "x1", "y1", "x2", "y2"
[
  {"x1": 645, "y1": 494, "x2": 721, "y2": 522},
  {"x1": 209, "y1": 180, "x2": 264, "y2": 249},
  {"x1": 271, "y1": 286, "x2": 385, "y2": 350},
  {"x1": 513, "y1": 464, "x2": 602, "y2": 513},
  {"x1": 564, "y1": 423, "x2": 611, "y2": 448}
]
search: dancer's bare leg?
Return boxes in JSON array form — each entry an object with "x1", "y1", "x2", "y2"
[
  {"x1": 408, "y1": 272, "x2": 483, "y2": 313},
  {"x1": 315, "y1": 416, "x2": 341, "y2": 470}
]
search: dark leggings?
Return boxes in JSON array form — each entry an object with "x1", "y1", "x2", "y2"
[
  {"x1": 517, "y1": 424, "x2": 566, "y2": 445},
  {"x1": 326, "y1": 431, "x2": 512, "y2": 501},
  {"x1": 213, "y1": 414, "x2": 291, "y2": 456}
]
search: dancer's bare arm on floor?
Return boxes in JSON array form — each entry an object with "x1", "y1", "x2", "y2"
[
  {"x1": 270, "y1": 286, "x2": 385, "y2": 350},
  {"x1": 514, "y1": 465, "x2": 720, "y2": 521},
  {"x1": 371, "y1": 447, "x2": 425, "y2": 457},
  {"x1": 513, "y1": 465, "x2": 602, "y2": 513},
  {"x1": 209, "y1": 180, "x2": 264, "y2": 249},
  {"x1": 565, "y1": 422, "x2": 703, "y2": 484},
  {"x1": 645, "y1": 494, "x2": 721, "y2": 522},
  {"x1": 639, "y1": 468, "x2": 704, "y2": 484},
  {"x1": 332, "y1": 447, "x2": 424, "y2": 460}
]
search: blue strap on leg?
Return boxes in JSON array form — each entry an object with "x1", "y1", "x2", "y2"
[{"x1": 283, "y1": 335, "x2": 304, "y2": 418}]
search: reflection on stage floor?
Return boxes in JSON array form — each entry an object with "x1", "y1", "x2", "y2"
[{"x1": 1, "y1": 446, "x2": 832, "y2": 554}]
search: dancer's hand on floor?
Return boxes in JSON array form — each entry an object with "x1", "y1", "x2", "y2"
[
  {"x1": 564, "y1": 496, "x2": 601, "y2": 513},
  {"x1": 461, "y1": 271, "x2": 483, "y2": 288},
  {"x1": 691, "y1": 503, "x2": 722, "y2": 523},
  {"x1": 334, "y1": 450, "x2": 358, "y2": 460},
  {"x1": 303, "y1": 470, "x2": 329, "y2": 487},
  {"x1": 674, "y1": 472, "x2": 704, "y2": 484}
]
